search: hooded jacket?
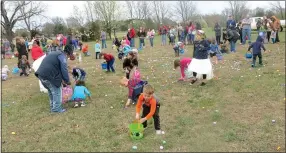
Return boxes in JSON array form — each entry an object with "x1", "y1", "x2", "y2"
[
  {"x1": 270, "y1": 16, "x2": 281, "y2": 31},
  {"x1": 248, "y1": 36, "x2": 266, "y2": 54}
]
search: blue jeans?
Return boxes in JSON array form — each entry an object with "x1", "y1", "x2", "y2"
[
  {"x1": 102, "y1": 39, "x2": 107, "y2": 48},
  {"x1": 149, "y1": 38, "x2": 154, "y2": 47},
  {"x1": 139, "y1": 38, "x2": 144, "y2": 49},
  {"x1": 242, "y1": 28, "x2": 251, "y2": 44},
  {"x1": 130, "y1": 38, "x2": 135, "y2": 47},
  {"x1": 107, "y1": 58, "x2": 115, "y2": 72},
  {"x1": 38, "y1": 76, "x2": 63, "y2": 112},
  {"x1": 161, "y1": 34, "x2": 166, "y2": 45},
  {"x1": 230, "y1": 40, "x2": 236, "y2": 52},
  {"x1": 79, "y1": 75, "x2": 85, "y2": 81}
]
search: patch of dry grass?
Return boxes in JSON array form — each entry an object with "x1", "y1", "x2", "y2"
[{"x1": 1, "y1": 32, "x2": 285, "y2": 152}]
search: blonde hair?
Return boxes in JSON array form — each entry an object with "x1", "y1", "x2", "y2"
[{"x1": 143, "y1": 84, "x2": 154, "y2": 95}]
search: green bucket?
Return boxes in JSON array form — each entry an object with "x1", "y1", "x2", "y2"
[{"x1": 129, "y1": 122, "x2": 144, "y2": 140}]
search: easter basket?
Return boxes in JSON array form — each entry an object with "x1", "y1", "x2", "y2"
[
  {"x1": 129, "y1": 120, "x2": 144, "y2": 140},
  {"x1": 62, "y1": 86, "x2": 73, "y2": 104},
  {"x1": 245, "y1": 51, "x2": 252, "y2": 59}
]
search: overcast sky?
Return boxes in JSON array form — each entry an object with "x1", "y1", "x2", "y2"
[{"x1": 42, "y1": 1, "x2": 285, "y2": 19}]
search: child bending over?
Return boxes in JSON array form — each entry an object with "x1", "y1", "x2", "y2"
[
  {"x1": 174, "y1": 58, "x2": 192, "y2": 81},
  {"x1": 71, "y1": 80, "x2": 91, "y2": 108},
  {"x1": 99, "y1": 53, "x2": 115, "y2": 73},
  {"x1": 135, "y1": 84, "x2": 162, "y2": 134},
  {"x1": 82, "y1": 44, "x2": 90, "y2": 56},
  {"x1": 248, "y1": 36, "x2": 267, "y2": 67},
  {"x1": 18, "y1": 55, "x2": 31, "y2": 76},
  {"x1": 173, "y1": 42, "x2": 184, "y2": 57},
  {"x1": 69, "y1": 66, "x2": 86, "y2": 83}
]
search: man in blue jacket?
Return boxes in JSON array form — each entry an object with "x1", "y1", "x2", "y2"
[
  {"x1": 226, "y1": 15, "x2": 236, "y2": 30},
  {"x1": 35, "y1": 46, "x2": 71, "y2": 113},
  {"x1": 248, "y1": 36, "x2": 267, "y2": 67}
]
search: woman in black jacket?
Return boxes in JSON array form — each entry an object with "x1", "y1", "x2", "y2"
[{"x1": 16, "y1": 37, "x2": 29, "y2": 60}]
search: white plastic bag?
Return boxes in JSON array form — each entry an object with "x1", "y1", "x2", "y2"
[{"x1": 32, "y1": 55, "x2": 48, "y2": 93}]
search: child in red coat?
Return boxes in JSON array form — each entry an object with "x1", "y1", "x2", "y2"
[{"x1": 99, "y1": 53, "x2": 115, "y2": 72}]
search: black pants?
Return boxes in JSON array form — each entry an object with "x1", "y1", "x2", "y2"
[
  {"x1": 174, "y1": 48, "x2": 179, "y2": 57},
  {"x1": 252, "y1": 53, "x2": 262, "y2": 66},
  {"x1": 216, "y1": 35, "x2": 221, "y2": 44},
  {"x1": 267, "y1": 31, "x2": 271, "y2": 42},
  {"x1": 193, "y1": 72, "x2": 207, "y2": 79},
  {"x1": 95, "y1": 52, "x2": 100, "y2": 59},
  {"x1": 239, "y1": 30, "x2": 243, "y2": 43},
  {"x1": 142, "y1": 104, "x2": 160, "y2": 130},
  {"x1": 275, "y1": 30, "x2": 279, "y2": 43},
  {"x1": 20, "y1": 67, "x2": 28, "y2": 76}
]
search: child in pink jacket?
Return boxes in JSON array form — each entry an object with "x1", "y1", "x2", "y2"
[{"x1": 174, "y1": 57, "x2": 192, "y2": 81}]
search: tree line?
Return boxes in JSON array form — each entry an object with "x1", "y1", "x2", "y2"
[{"x1": 1, "y1": 1, "x2": 285, "y2": 43}]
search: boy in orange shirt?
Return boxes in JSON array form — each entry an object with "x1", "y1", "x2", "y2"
[
  {"x1": 82, "y1": 44, "x2": 90, "y2": 56},
  {"x1": 135, "y1": 84, "x2": 162, "y2": 134}
]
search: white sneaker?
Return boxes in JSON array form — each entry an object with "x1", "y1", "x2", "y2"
[
  {"x1": 156, "y1": 130, "x2": 162, "y2": 135},
  {"x1": 74, "y1": 102, "x2": 79, "y2": 108},
  {"x1": 81, "y1": 102, "x2": 86, "y2": 107}
]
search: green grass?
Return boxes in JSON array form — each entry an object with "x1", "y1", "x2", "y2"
[{"x1": 1, "y1": 30, "x2": 285, "y2": 152}]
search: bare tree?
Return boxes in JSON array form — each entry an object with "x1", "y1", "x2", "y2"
[
  {"x1": 152, "y1": 1, "x2": 169, "y2": 25},
  {"x1": 270, "y1": 1, "x2": 285, "y2": 19},
  {"x1": 1, "y1": 1, "x2": 45, "y2": 42},
  {"x1": 153, "y1": 1, "x2": 161, "y2": 24},
  {"x1": 173, "y1": 1, "x2": 197, "y2": 23},
  {"x1": 19, "y1": 1, "x2": 46, "y2": 33},
  {"x1": 84, "y1": 1, "x2": 95, "y2": 23},
  {"x1": 72, "y1": 5, "x2": 85, "y2": 27},
  {"x1": 93, "y1": 1, "x2": 120, "y2": 39},
  {"x1": 227, "y1": 1, "x2": 250, "y2": 22},
  {"x1": 159, "y1": 1, "x2": 169, "y2": 24},
  {"x1": 126, "y1": 1, "x2": 135, "y2": 19}
]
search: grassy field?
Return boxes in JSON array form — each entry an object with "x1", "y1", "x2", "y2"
[{"x1": 1, "y1": 30, "x2": 285, "y2": 152}]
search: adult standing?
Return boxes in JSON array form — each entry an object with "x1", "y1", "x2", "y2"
[
  {"x1": 226, "y1": 15, "x2": 236, "y2": 30},
  {"x1": 270, "y1": 16, "x2": 280, "y2": 43},
  {"x1": 15, "y1": 37, "x2": 29, "y2": 60},
  {"x1": 177, "y1": 23, "x2": 183, "y2": 42},
  {"x1": 214, "y1": 22, "x2": 222, "y2": 44},
  {"x1": 130, "y1": 25, "x2": 136, "y2": 48},
  {"x1": 241, "y1": 15, "x2": 252, "y2": 45},
  {"x1": 147, "y1": 29, "x2": 154, "y2": 47},
  {"x1": 31, "y1": 40, "x2": 44, "y2": 61},
  {"x1": 35, "y1": 45, "x2": 72, "y2": 113},
  {"x1": 64, "y1": 31, "x2": 73, "y2": 56},
  {"x1": 101, "y1": 30, "x2": 107, "y2": 49},
  {"x1": 137, "y1": 27, "x2": 146, "y2": 49},
  {"x1": 169, "y1": 26, "x2": 176, "y2": 45},
  {"x1": 256, "y1": 18, "x2": 262, "y2": 33},
  {"x1": 263, "y1": 16, "x2": 272, "y2": 43},
  {"x1": 160, "y1": 25, "x2": 167, "y2": 46}
]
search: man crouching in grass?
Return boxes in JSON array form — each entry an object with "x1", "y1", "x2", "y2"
[{"x1": 135, "y1": 84, "x2": 163, "y2": 135}]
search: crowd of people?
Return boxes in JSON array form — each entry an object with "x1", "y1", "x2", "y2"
[{"x1": 1, "y1": 14, "x2": 280, "y2": 136}]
